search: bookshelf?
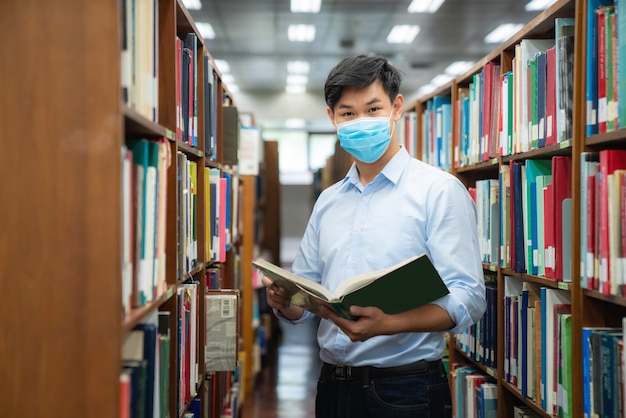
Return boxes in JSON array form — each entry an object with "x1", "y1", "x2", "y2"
[
  {"x1": 0, "y1": 1, "x2": 261, "y2": 417},
  {"x1": 406, "y1": 0, "x2": 626, "y2": 416}
]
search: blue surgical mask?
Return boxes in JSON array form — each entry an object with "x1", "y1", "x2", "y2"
[{"x1": 336, "y1": 115, "x2": 393, "y2": 163}]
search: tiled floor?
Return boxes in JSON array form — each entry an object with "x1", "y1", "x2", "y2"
[{"x1": 241, "y1": 318, "x2": 321, "y2": 418}]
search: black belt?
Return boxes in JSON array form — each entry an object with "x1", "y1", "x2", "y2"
[{"x1": 322, "y1": 359, "x2": 443, "y2": 380}]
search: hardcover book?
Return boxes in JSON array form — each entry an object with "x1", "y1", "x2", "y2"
[{"x1": 252, "y1": 254, "x2": 449, "y2": 320}]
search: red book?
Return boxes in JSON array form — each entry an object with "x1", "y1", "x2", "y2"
[
  {"x1": 119, "y1": 370, "x2": 131, "y2": 418},
  {"x1": 622, "y1": 171, "x2": 626, "y2": 297},
  {"x1": 545, "y1": 45, "x2": 557, "y2": 146},
  {"x1": 552, "y1": 156, "x2": 572, "y2": 281},
  {"x1": 544, "y1": 183, "x2": 555, "y2": 279},
  {"x1": 482, "y1": 62, "x2": 494, "y2": 161},
  {"x1": 587, "y1": 173, "x2": 598, "y2": 290},
  {"x1": 599, "y1": 149, "x2": 626, "y2": 294},
  {"x1": 597, "y1": 7, "x2": 608, "y2": 134},
  {"x1": 176, "y1": 37, "x2": 183, "y2": 140}
]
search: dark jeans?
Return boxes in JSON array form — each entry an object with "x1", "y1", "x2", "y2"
[{"x1": 315, "y1": 360, "x2": 452, "y2": 418}]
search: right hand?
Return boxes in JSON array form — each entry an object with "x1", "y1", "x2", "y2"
[
  {"x1": 261, "y1": 276, "x2": 305, "y2": 320},
  {"x1": 261, "y1": 276, "x2": 292, "y2": 310}
]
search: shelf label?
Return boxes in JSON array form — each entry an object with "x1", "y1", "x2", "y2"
[{"x1": 557, "y1": 282, "x2": 569, "y2": 290}]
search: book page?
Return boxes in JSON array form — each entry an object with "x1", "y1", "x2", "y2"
[{"x1": 252, "y1": 259, "x2": 332, "y2": 301}]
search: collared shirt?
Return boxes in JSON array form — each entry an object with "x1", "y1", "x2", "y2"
[{"x1": 283, "y1": 146, "x2": 486, "y2": 367}]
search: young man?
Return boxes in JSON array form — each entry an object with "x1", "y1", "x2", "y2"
[{"x1": 262, "y1": 55, "x2": 486, "y2": 418}]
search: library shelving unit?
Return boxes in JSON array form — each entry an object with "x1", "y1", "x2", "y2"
[
  {"x1": 0, "y1": 1, "x2": 261, "y2": 418},
  {"x1": 408, "y1": 0, "x2": 626, "y2": 416}
]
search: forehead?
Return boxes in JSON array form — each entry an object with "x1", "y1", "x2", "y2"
[{"x1": 334, "y1": 80, "x2": 388, "y2": 110}]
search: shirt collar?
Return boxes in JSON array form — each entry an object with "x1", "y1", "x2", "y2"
[{"x1": 345, "y1": 145, "x2": 410, "y2": 187}]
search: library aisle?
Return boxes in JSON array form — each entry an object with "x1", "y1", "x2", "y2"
[{"x1": 241, "y1": 319, "x2": 320, "y2": 418}]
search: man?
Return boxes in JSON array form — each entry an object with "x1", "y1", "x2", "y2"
[{"x1": 262, "y1": 55, "x2": 486, "y2": 418}]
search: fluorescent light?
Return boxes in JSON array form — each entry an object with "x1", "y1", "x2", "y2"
[
  {"x1": 431, "y1": 74, "x2": 454, "y2": 86},
  {"x1": 287, "y1": 60, "x2": 310, "y2": 74},
  {"x1": 228, "y1": 84, "x2": 239, "y2": 93},
  {"x1": 287, "y1": 75, "x2": 308, "y2": 85},
  {"x1": 285, "y1": 118, "x2": 306, "y2": 128},
  {"x1": 214, "y1": 59, "x2": 230, "y2": 73},
  {"x1": 417, "y1": 84, "x2": 436, "y2": 97},
  {"x1": 386, "y1": 25, "x2": 420, "y2": 44},
  {"x1": 525, "y1": 0, "x2": 557, "y2": 11},
  {"x1": 182, "y1": 0, "x2": 202, "y2": 10},
  {"x1": 222, "y1": 74, "x2": 235, "y2": 85},
  {"x1": 291, "y1": 0, "x2": 322, "y2": 13},
  {"x1": 444, "y1": 61, "x2": 475, "y2": 76},
  {"x1": 288, "y1": 24, "x2": 316, "y2": 42},
  {"x1": 286, "y1": 85, "x2": 306, "y2": 94},
  {"x1": 196, "y1": 22, "x2": 215, "y2": 39},
  {"x1": 407, "y1": 0, "x2": 445, "y2": 13},
  {"x1": 484, "y1": 23, "x2": 524, "y2": 44}
]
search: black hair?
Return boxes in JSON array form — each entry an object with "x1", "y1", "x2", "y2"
[{"x1": 324, "y1": 55, "x2": 403, "y2": 112}]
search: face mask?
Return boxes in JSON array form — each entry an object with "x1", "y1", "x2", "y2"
[{"x1": 336, "y1": 115, "x2": 394, "y2": 163}]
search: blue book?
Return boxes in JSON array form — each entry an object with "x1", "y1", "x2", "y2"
[
  {"x1": 135, "y1": 315, "x2": 159, "y2": 418},
  {"x1": 512, "y1": 162, "x2": 526, "y2": 273},
  {"x1": 586, "y1": 0, "x2": 614, "y2": 136},
  {"x1": 524, "y1": 159, "x2": 552, "y2": 275}
]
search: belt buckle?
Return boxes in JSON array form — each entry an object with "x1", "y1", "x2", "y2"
[{"x1": 332, "y1": 365, "x2": 351, "y2": 379}]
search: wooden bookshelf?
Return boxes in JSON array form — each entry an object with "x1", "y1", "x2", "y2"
[
  {"x1": 0, "y1": 1, "x2": 260, "y2": 417},
  {"x1": 408, "y1": 0, "x2": 626, "y2": 417}
]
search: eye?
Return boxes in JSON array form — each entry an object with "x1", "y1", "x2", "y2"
[{"x1": 368, "y1": 107, "x2": 382, "y2": 113}]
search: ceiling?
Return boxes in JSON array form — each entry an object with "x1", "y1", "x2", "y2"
[{"x1": 186, "y1": 0, "x2": 550, "y2": 127}]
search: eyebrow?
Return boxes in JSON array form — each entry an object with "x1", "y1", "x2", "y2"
[{"x1": 336, "y1": 97, "x2": 384, "y2": 109}]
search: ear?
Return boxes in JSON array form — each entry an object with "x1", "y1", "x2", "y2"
[
  {"x1": 326, "y1": 107, "x2": 337, "y2": 128},
  {"x1": 392, "y1": 94, "x2": 405, "y2": 121}
]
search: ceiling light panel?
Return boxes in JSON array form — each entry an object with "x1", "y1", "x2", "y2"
[
  {"x1": 386, "y1": 25, "x2": 420, "y2": 44},
  {"x1": 484, "y1": 23, "x2": 524, "y2": 44},
  {"x1": 525, "y1": 0, "x2": 557, "y2": 11},
  {"x1": 287, "y1": 61, "x2": 310, "y2": 74},
  {"x1": 182, "y1": 0, "x2": 202, "y2": 10},
  {"x1": 291, "y1": 0, "x2": 322, "y2": 13},
  {"x1": 288, "y1": 24, "x2": 316, "y2": 42},
  {"x1": 196, "y1": 22, "x2": 215, "y2": 39},
  {"x1": 407, "y1": 0, "x2": 445, "y2": 13}
]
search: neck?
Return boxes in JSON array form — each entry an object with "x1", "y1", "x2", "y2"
[{"x1": 355, "y1": 141, "x2": 401, "y2": 186}]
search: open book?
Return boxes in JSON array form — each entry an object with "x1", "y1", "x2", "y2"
[{"x1": 252, "y1": 254, "x2": 449, "y2": 320}]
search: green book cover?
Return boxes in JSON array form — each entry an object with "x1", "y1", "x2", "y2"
[{"x1": 253, "y1": 254, "x2": 450, "y2": 320}]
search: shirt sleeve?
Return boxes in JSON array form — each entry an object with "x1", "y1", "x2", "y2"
[{"x1": 425, "y1": 177, "x2": 487, "y2": 335}]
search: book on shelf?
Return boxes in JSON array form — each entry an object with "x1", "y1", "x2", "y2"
[
  {"x1": 252, "y1": 254, "x2": 449, "y2": 320},
  {"x1": 205, "y1": 289, "x2": 240, "y2": 372}
]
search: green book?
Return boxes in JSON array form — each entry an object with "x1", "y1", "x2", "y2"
[{"x1": 252, "y1": 254, "x2": 450, "y2": 320}]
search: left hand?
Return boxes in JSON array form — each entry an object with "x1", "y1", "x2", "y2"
[{"x1": 320, "y1": 305, "x2": 391, "y2": 342}]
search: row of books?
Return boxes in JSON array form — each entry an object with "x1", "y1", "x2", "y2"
[
  {"x1": 586, "y1": 0, "x2": 626, "y2": 136},
  {"x1": 471, "y1": 179, "x2": 500, "y2": 265},
  {"x1": 398, "y1": 111, "x2": 418, "y2": 158},
  {"x1": 450, "y1": 364, "x2": 497, "y2": 418},
  {"x1": 175, "y1": 34, "x2": 198, "y2": 147},
  {"x1": 121, "y1": 0, "x2": 159, "y2": 122},
  {"x1": 177, "y1": 153, "x2": 198, "y2": 277},
  {"x1": 122, "y1": 139, "x2": 169, "y2": 315},
  {"x1": 174, "y1": 32, "x2": 220, "y2": 157},
  {"x1": 455, "y1": 280, "x2": 498, "y2": 369},
  {"x1": 582, "y1": 322, "x2": 625, "y2": 418},
  {"x1": 503, "y1": 277, "x2": 572, "y2": 417},
  {"x1": 579, "y1": 149, "x2": 626, "y2": 296},
  {"x1": 120, "y1": 310, "x2": 171, "y2": 418},
  {"x1": 453, "y1": 20, "x2": 575, "y2": 167},
  {"x1": 177, "y1": 281, "x2": 201, "y2": 415},
  {"x1": 207, "y1": 168, "x2": 238, "y2": 264},
  {"x1": 420, "y1": 96, "x2": 453, "y2": 170}
]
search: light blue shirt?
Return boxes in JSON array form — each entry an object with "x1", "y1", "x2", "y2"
[{"x1": 282, "y1": 146, "x2": 486, "y2": 367}]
